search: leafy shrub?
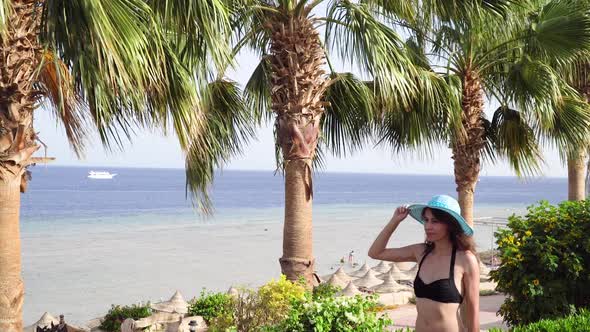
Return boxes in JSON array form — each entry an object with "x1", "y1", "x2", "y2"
[
  {"x1": 312, "y1": 283, "x2": 341, "y2": 301},
  {"x1": 209, "y1": 275, "x2": 307, "y2": 332},
  {"x1": 488, "y1": 309, "x2": 590, "y2": 331},
  {"x1": 189, "y1": 289, "x2": 234, "y2": 324},
  {"x1": 98, "y1": 303, "x2": 152, "y2": 332},
  {"x1": 269, "y1": 294, "x2": 393, "y2": 331},
  {"x1": 490, "y1": 200, "x2": 590, "y2": 326}
]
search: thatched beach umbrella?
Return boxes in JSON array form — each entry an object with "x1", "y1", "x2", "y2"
[
  {"x1": 404, "y1": 263, "x2": 419, "y2": 277},
  {"x1": 151, "y1": 290, "x2": 188, "y2": 314},
  {"x1": 378, "y1": 264, "x2": 413, "y2": 281},
  {"x1": 480, "y1": 262, "x2": 491, "y2": 281},
  {"x1": 371, "y1": 261, "x2": 391, "y2": 274},
  {"x1": 353, "y1": 269, "x2": 382, "y2": 288},
  {"x1": 396, "y1": 262, "x2": 415, "y2": 271},
  {"x1": 227, "y1": 286, "x2": 239, "y2": 297},
  {"x1": 332, "y1": 266, "x2": 354, "y2": 283},
  {"x1": 349, "y1": 263, "x2": 371, "y2": 277},
  {"x1": 336, "y1": 281, "x2": 363, "y2": 297},
  {"x1": 371, "y1": 274, "x2": 411, "y2": 293},
  {"x1": 24, "y1": 312, "x2": 59, "y2": 332},
  {"x1": 325, "y1": 273, "x2": 348, "y2": 289}
]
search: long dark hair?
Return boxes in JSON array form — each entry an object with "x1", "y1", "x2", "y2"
[{"x1": 422, "y1": 207, "x2": 478, "y2": 258}]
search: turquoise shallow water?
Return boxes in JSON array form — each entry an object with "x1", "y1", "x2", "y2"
[{"x1": 20, "y1": 166, "x2": 561, "y2": 325}]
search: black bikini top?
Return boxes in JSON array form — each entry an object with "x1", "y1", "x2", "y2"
[{"x1": 413, "y1": 245, "x2": 463, "y2": 304}]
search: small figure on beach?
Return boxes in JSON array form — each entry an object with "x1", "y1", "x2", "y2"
[
  {"x1": 348, "y1": 250, "x2": 355, "y2": 264},
  {"x1": 368, "y1": 195, "x2": 480, "y2": 331}
]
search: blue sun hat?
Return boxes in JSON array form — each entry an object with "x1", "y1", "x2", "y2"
[{"x1": 408, "y1": 195, "x2": 474, "y2": 236}]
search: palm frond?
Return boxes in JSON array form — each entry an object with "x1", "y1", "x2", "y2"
[
  {"x1": 325, "y1": 0, "x2": 416, "y2": 110},
  {"x1": 39, "y1": 0, "x2": 201, "y2": 150},
  {"x1": 538, "y1": 96, "x2": 590, "y2": 161},
  {"x1": 360, "y1": 0, "x2": 416, "y2": 23},
  {"x1": 525, "y1": 0, "x2": 590, "y2": 63},
  {"x1": 148, "y1": 0, "x2": 232, "y2": 72},
  {"x1": 244, "y1": 57, "x2": 273, "y2": 123},
  {"x1": 0, "y1": 0, "x2": 10, "y2": 33},
  {"x1": 229, "y1": 0, "x2": 274, "y2": 56},
  {"x1": 37, "y1": 50, "x2": 88, "y2": 157},
  {"x1": 375, "y1": 70, "x2": 458, "y2": 154},
  {"x1": 185, "y1": 79, "x2": 257, "y2": 214},
  {"x1": 418, "y1": 0, "x2": 519, "y2": 26},
  {"x1": 321, "y1": 72, "x2": 374, "y2": 157},
  {"x1": 491, "y1": 107, "x2": 543, "y2": 176}
]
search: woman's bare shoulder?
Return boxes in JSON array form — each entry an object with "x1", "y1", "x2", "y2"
[{"x1": 456, "y1": 250, "x2": 479, "y2": 270}]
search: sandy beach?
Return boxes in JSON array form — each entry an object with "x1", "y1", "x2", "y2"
[{"x1": 22, "y1": 203, "x2": 518, "y2": 326}]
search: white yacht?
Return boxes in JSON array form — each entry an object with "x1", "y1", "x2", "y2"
[{"x1": 87, "y1": 171, "x2": 117, "y2": 179}]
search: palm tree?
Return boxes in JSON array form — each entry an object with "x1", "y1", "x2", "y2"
[
  {"x1": 214, "y1": 0, "x2": 458, "y2": 286},
  {"x1": 0, "y1": 1, "x2": 255, "y2": 330},
  {"x1": 554, "y1": 56, "x2": 590, "y2": 200},
  {"x1": 378, "y1": 0, "x2": 590, "y2": 225}
]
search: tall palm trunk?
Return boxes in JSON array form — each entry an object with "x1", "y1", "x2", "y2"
[
  {"x1": 453, "y1": 69, "x2": 485, "y2": 227},
  {"x1": 269, "y1": 12, "x2": 327, "y2": 287},
  {"x1": 571, "y1": 73, "x2": 590, "y2": 201},
  {"x1": 0, "y1": 177, "x2": 24, "y2": 332},
  {"x1": 568, "y1": 149, "x2": 587, "y2": 201},
  {"x1": 0, "y1": 1, "x2": 42, "y2": 330}
]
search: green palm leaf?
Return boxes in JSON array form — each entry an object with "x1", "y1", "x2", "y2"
[
  {"x1": 491, "y1": 107, "x2": 543, "y2": 176},
  {"x1": 185, "y1": 79, "x2": 257, "y2": 214},
  {"x1": 325, "y1": 0, "x2": 416, "y2": 109},
  {"x1": 321, "y1": 73, "x2": 374, "y2": 157},
  {"x1": 39, "y1": 0, "x2": 201, "y2": 149},
  {"x1": 526, "y1": 0, "x2": 590, "y2": 62},
  {"x1": 244, "y1": 57, "x2": 273, "y2": 123},
  {"x1": 148, "y1": 0, "x2": 232, "y2": 72},
  {"x1": 0, "y1": 0, "x2": 10, "y2": 33}
]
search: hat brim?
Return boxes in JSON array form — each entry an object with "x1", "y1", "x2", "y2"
[{"x1": 408, "y1": 204, "x2": 474, "y2": 236}]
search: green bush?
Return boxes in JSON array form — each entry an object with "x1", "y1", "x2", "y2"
[
  {"x1": 189, "y1": 289, "x2": 234, "y2": 324},
  {"x1": 312, "y1": 283, "x2": 341, "y2": 301},
  {"x1": 490, "y1": 200, "x2": 590, "y2": 326},
  {"x1": 98, "y1": 303, "x2": 152, "y2": 332},
  {"x1": 269, "y1": 294, "x2": 393, "y2": 331},
  {"x1": 209, "y1": 275, "x2": 307, "y2": 332},
  {"x1": 488, "y1": 309, "x2": 590, "y2": 331}
]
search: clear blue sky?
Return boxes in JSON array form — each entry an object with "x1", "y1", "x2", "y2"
[{"x1": 34, "y1": 8, "x2": 569, "y2": 178}]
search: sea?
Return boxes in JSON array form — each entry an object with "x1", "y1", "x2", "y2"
[{"x1": 20, "y1": 166, "x2": 566, "y2": 326}]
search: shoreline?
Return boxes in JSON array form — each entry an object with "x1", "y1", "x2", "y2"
[{"x1": 22, "y1": 204, "x2": 515, "y2": 326}]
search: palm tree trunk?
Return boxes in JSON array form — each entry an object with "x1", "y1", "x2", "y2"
[
  {"x1": 268, "y1": 13, "x2": 327, "y2": 287},
  {"x1": 453, "y1": 69, "x2": 485, "y2": 227},
  {"x1": 568, "y1": 149, "x2": 587, "y2": 201},
  {"x1": 280, "y1": 159, "x2": 315, "y2": 286},
  {"x1": 0, "y1": 176, "x2": 24, "y2": 332},
  {"x1": 0, "y1": 2, "x2": 42, "y2": 329}
]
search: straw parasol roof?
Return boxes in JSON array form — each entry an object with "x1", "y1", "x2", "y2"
[
  {"x1": 227, "y1": 286, "x2": 239, "y2": 297},
  {"x1": 480, "y1": 263, "x2": 492, "y2": 281},
  {"x1": 25, "y1": 312, "x2": 59, "y2": 332},
  {"x1": 404, "y1": 262, "x2": 419, "y2": 277},
  {"x1": 332, "y1": 266, "x2": 354, "y2": 283},
  {"x1": 349, "y1": 263, "x2": 371, "y2": 277},
  {"x1": 396, "y1": 262, "x2": 415, "y2": 271},
  {"x1": 371, "y1": 261, "x2": 392, "y2": 274},
  {"x1": 378, "y1": 264, "x2": 413, "y2": 281},
  {"x1": 353, "y1": 269, "x2": 383, "y2": 288},
  {"x1": 151, "y1": 290, "x2": 188, "y2": 314},
  {"x1": 371, "y1": 273, "x2": 411, "y2": 293},
  {"x1": 336, "y1": 281, "x2": 363, "y2": 297},
  {"x1": 325, "y1": 273, "x2": 348, "y2": 289}
]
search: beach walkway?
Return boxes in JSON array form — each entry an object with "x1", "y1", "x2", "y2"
[{"x1": 383, "y1": 294, "x2": 507, "y2": 331}]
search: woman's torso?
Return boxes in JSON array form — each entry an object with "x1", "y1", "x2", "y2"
[{"x1": 414, "y1": 246, "x2": 466, "y2": 331}]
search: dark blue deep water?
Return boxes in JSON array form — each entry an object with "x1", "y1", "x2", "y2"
[{"x1": 21, "y1": 165, "x2": 566, "y2": 224}]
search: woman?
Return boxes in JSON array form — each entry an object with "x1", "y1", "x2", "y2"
[{"x1": 368, "y1": 195, "x2": 480, "y2": 332}]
